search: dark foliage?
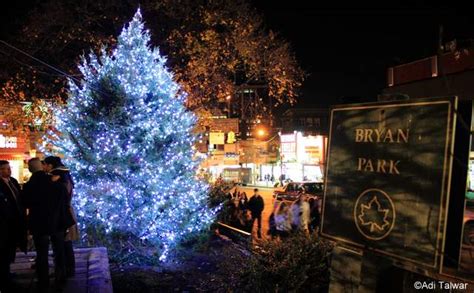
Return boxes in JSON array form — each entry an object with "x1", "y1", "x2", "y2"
[{"x1": 238, "y1": 232, "x2": 333, "y2": 292}]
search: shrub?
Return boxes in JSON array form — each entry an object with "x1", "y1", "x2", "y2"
[
  {"x1": 238, "y1": 232, "x2": 333, "y2": 292},
  {"x1": 207, "y1": 181, "x2": 236, "y2": 222}
]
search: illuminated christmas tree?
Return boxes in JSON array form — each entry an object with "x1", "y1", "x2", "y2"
[{"x1": 45, "y1": 9, "x2": 216, "y2": 261}]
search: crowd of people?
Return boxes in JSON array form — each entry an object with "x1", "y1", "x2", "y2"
[
  {"x1": 268, "y1": 191, "x2": 321, "y2": 240},
  {"x1": 224, "y1": 187, "x2": 321, "y2": 240},
  {"x1": 225, "y1": 188, "x2": 265, "y2": 238},
  {"x1": 0, "y1": 156, "x2": 77, "y2": 292}
]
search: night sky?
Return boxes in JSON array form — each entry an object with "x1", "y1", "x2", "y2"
[
  {"x1": 1, "y1": 1, "x2": 473, "y2": 107},
  {"x1": 251, "y1": 1, "x2": 473, "y2": 105}
]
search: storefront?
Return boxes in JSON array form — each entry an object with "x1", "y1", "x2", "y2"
[
  {"x1": 199, "y1": 117, "x2": 240, "y2": 182},
  {"x1": 280, "y1": 131, "x2": 326, "y2": 182},
  {"x1": 0, "y1": 133, "x2": 31, "y2": 183},
  {"x1": 260, "y1": 164, "x2": 281, "y2": 183}
]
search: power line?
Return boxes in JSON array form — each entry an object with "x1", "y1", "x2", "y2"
[
  {"x1": 0, "y1": 39, "x2": 110, "y2": 97},
  {"x1": 0, "y1": 40, "x2": 80, "y2": 83},
  {"x1": 0, "y1": 47, "x2": 73, "y2": 78}
]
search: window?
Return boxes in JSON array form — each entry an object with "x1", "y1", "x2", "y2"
[
  {"x1": 304, "y1": 183, "x2": 324, "y2": 194},
  {"x1": 298, "y1": 118, "x2": 306, "y2": 127},
  {"x1": 313, "y1": 118, "x2": 321, "y2": 127},
  {"x1": 287, "y1": 183, "x2": 295, "y2": 192}
]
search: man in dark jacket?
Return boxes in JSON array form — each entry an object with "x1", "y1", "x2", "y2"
[
  {"x1": 0, "y1": 189, "x2": 13, "y2": 292},
  {"x1": 43, "y1": 156, "x2": 77, "y2": 277},
  {"x1": 23, "y1": 158, "x2": 70, "y2": 290},
  {"x1": 247, "y1": 188, "x2": 265, "y2": 238},
  {"x1": 0, "y1": 160, "x2": 26, "y2": 284}
]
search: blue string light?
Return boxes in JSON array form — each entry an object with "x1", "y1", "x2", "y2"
[{"x1": 42, "y1": 9, "x2": 218, "y2": 261}]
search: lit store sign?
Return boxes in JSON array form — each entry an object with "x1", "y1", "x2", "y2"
[
  {"x1": 281, "y1": 134, "x2": 296, "y2": 162},
  {"x1": 280, "y1": 133, "x2": 296, "y2": 143},
  {"x1": 0, "y1": 135, "x2": 17, "y2": 148}
]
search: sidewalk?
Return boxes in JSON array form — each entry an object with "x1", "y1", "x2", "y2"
[
  {"x1": 9, "y1": 247, "x2": 113, "y2": 293},
  {"x1": 241, "y1": 184, "x2": 276, "y2": 190},
  {"x1": 236, "y1": 180, "x2": 278, "y2": 189}
]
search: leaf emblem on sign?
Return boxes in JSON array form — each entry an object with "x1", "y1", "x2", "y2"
[{"x1": 358, "y1": 196, "x2": 390, "y2": 232}]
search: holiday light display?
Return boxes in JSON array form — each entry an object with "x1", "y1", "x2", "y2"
[{"x1": 44, "y1": 9, "x2": 217, "y2": 261}]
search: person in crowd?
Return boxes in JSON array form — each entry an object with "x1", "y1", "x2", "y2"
[
  {"x1": 225, "y1": 199, "x2": 238, "y2": 224},
  {"x1": 233, "y1": 189, "x2": 240, "y2": 200},
  {"x1": 226, "y1": 191, "x2": 232, "y2": 201},
  {"x1": 241, "y1": 210, "x2": 253, "y2": 233},
  {"x1": 43, "y1": 156, "x2": 78, "y2": 277},
  {"x1": 238, "y1": 192, "x2": 248, "y2": 211},
  {"x1": 290, "y1": 189, "x2": 310, "y2": 234},
  {"x1": 0, "y1": 188, "x2": 13, "y2": 292},
  {"x1": 308, "y1": 198, "x2": 321, "y2": 234},
  {"x1": 247, "y1": 188, "x2": 264, "y2": 238},
  {"x1": 0, "y1": 160, "x2": 26, "y2": 288},
  {"x1": 267, "y1": 202, "x2": 279, "y2": 239},
  {"x1": 275, "y1": 202, "x2": 292, "y2": 239},
  {"x1": 279, "y1": 174, "x2": 285, "y2": 187},
  {"x1": 216, "y1": 175, "x2": 224, "y2": 185},
  {"x1": 23, "y1": 158, "x2": 72, "y2": 290},
  {"x1": 228, "y1": 203, "x2": 250, "y2": 232}
]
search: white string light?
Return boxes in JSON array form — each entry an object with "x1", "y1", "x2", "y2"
[{"x1": 42, "y1": 9, "x2": 218, "y2": 261}]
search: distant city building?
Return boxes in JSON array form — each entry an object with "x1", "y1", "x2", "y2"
[
  {"x1": 199, "y1": 104, "x2": 333, "y2": 184},
  {"x1": 0, "y1": 104, "x2": 38, "y2": 183},
  {"x1": 279, "y1": 107, "x2": 329, "y2": 136},
  {"x1": 381, "y1": 38, "x2": 474, "y2": 191},
  {"x1": 382, "y1": 39, "x2": 474, "y2": 101},
  {"x1": 277, "y1": 107, "x2": 330, "y2": 182}
]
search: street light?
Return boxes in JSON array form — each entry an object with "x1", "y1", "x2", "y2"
[{"x1": 226, "y1": 95, "x2": 231, "y2": 117}]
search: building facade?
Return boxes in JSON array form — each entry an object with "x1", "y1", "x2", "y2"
[
  {"x1": 382, "y1": 40, "x2": 474, "y2": 192},
  {"x1": 277, "y1": 107, "x2": 330, "y2": 182},
  {"x1": 0, "y1": 106, "x2": 38, "y2": 183},
  {"x1": 382, "y1": 40, "x2": 474, "y2": 101}
]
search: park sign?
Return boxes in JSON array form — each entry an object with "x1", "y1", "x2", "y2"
[{"x1": 321, "y1": 97, "x2": 457, "y2": 269}]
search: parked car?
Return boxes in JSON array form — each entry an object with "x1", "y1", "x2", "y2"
[{"x1": 273, "y1": 181, "x2": 324, "y2": 201}]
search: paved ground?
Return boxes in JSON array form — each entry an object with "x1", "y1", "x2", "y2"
[{"x1": 9, "y1": 247, "x2": 113, "y2": 293}]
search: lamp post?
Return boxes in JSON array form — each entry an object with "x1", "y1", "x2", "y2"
[{"x1": 226, "y1": 95, "x2": 231, "y2": 117}]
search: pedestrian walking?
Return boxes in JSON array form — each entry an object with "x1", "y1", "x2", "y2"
[
  {"x1": 290, "y1": 190, "x2": 310, "y2": 234},
  {"x1": 247, "y1": 188, "x2": 264, "y2": 238},
  {"x1": 275, "y1": 202, "x2": 292, "y2": 239},
  {"x1": 279, "y1": 174, "x2": 286, "y2": 187}
]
